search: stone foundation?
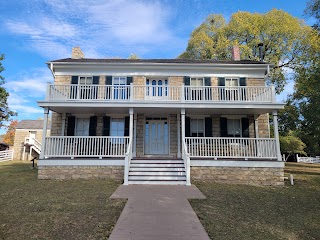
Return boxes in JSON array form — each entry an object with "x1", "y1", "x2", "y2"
[
  {"x1": 191, "y1": 166, "x2": 284, "y2": 186},
  {"x1": 38, "y1": 166, "x2": 124, "y2": 180}
]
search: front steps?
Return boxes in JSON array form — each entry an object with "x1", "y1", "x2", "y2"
[{"x1": 128, "y1": 158, "x2": 187, "y2": 185}]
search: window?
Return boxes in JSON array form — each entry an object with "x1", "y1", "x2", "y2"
[
  {"x1": 79, "y1": 76, "x2": 93, "y2": 85},
  {"x1": 227, "y1": 118, "x2": 241, "y2": 137},
  {"x1": 190, "y1": 77, "x2": 204, "y2": 87},
  {"x1": 225, "y1": 78, "x2": 239, "y2": 87},
  {"x1": 146, "y1": 79, "x2": 168, "y2": 97},
  {"x1": 78, "y1": 77, "x2": 93, "y2": 99},
  {"x1": 113, "y1": 77, "x2": 127, "y2": 99},
  {"x1": 225, "y1": 78, "x2": 239, "y2": 101},
  {"x1": 110, "y1": 118, "x2": 125, "y2": 137},
  {"x1": 190, "y1": 118, "x2": 204, "y2": 137},
  {"x1": 75, "y1": 118, "x2": 90, "y2": 136}
]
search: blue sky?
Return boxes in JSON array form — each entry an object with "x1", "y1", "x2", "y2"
[{"x1": 0, "y1": 0, "x2": 314, "y2": 133}]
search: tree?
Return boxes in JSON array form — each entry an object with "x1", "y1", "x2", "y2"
[
  {"x1": 305, "y1": 0, "x2": 320, "y2": 30},
  {"x1": 0, "y1": 54, "x2": 16, "y2": 127},
  {"x1": 128, "y1": 53, "x2": 140, "y2": 59},
  {"x1": 279, "y1": 132, "x2": 307, "y2": 161},
  {"x1": 278, "y1": 97, "x2": 300, "y2": 135},
  {"x1": 3, "y1": 120, "x2": 18, "y2": 146},
  {"x1": 179, "y1": 9, "x2": 318, "y2": 92}
]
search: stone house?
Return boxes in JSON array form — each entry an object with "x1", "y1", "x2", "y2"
[
  {"x1": 13, "y1": 120, "x2": 50, "y2": 160},
  {"x1": 37, "y1": 47, "x2": 284, "y2": 185}
]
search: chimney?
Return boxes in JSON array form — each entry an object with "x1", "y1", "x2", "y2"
[
  {"x1": 71, "y1": 46, "x2": 84, "y2": 59},
  {"x1": 231, "y1": 46, "x2": 240, "y2": 61},
  {"x1": 257, "y1": 43, "x2": 264, "y2": 61}
]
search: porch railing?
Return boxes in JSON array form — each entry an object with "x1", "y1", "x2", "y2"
[
  {"x1": 47, "y1": 84, "x2": 275, "y2": 103},
  {"x1": 124, "y1": 137, "x2": 133, "y2": 185},
  {"x1": 185, "y1": 137, "x2": 277, "y2": 159},
  {"x1": 44, "y1": 136, "x2": 130, "y2": 158}
]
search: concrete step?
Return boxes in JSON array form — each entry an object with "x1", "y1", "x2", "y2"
[
  {"x1": 129, "y1": 171, "x2": 186, "y2": 176},
  {"x1": 131, "y1": 160, "x2": 184, "y2": 164},
  {"x1": 130, "y1": 167, "x2": 185, "y2": 172},
  {"x1": 130, "y1": 163, "x2": 184, "y2": 168},
  {"x1": 128, "y1": 176, "x2": 186, "y2": 181},
  {"x1": 128, "y1": 180, "x2": 187, "y2": 185}
]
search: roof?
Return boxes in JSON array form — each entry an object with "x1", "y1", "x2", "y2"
[
  {"x1": 48, "y1": 58, "x2": 267, "y2": 65},
  {"x1": 16, "y1": 120, "x2": 50, "y2": 130}
]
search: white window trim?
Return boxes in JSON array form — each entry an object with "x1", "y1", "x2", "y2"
[
  {"x1": 78, "y1": 76, "x2": 93, "y2": 85},
  {"x1": 110, "y1": 117, "x2": 125, "y2": 137},
  {"x1": 190, "y1": 77, "x2": 205, "y2": 87},
  {"x1": 75, "y1": 117, "x2": 90, "y2": 136},
  {"x1": 225, "y1": 77, "x2": 239, "y2": 87},
  {"x1": 227, "y1": 117, "x2": 242, "y2": 137},
  {"x1": 112, "y1": 76, "x2": 127, "y2": 85}
]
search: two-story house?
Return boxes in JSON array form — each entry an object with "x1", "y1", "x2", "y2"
[{"x1": 37, "y1": 47, "x2": 285, "y2": 185}]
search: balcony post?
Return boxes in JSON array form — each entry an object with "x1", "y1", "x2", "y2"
[
  {"x1": 40, "y1": 107, "x2": 49, "y2": 159},
  {"x1": 130, "y1": 83, "x2": 133, "y2": 101},
  {"x1": 254, "y1": 114, "x2": 259, "y2": 138},
  {"x1": 133, "y1": 113, "x2": 137, "y2": 157},
  {"x1": 273, "y1": 110, "x2": 282, "y2": 161},
  {"x1": 181, "y1": 84, "x2": 185, "y2": 102},
  {"x1": 45, "y1": 82, "x2": 51, "y2": 100}
]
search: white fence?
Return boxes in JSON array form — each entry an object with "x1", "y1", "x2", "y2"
[
  {"x1": 185, "y1": 137, "x2": 277, "y2": 159},
  {"x1": 48, "y1": 84, "x2": 274, "y2": 103},
  {"x1": 297, "y1": 156, "x2": 320, "y2": 163},
  {"x1": 0, "y1": 150, "x2": 14, "y2": 162},
  {"x1": 45, "y1": 136, "x2": 130, "y2": 158}
]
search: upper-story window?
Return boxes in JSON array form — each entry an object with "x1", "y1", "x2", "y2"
[
  {"x1": 113, "y1": 77, "x2": 127, "y2": 99},
  {"x1": 190, "y1": 77, "x2": 204, "y2": 87},
  {"x1": 225, "y1": 78, "x2": 239, "y2": 87},
  {"x1": 79, "y1": 76, "x2": 93, "y2": 85},
  {"x1": 146, "y1": 78, "x2": 168, "y2": 97}
]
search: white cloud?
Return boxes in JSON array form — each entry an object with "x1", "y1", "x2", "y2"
[{"x1": 4, "y1": 0, "x2": 179, "y2": 58}]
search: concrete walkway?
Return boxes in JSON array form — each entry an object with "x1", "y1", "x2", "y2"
[{"x1": 109, "y1": 185, "x2": 210, "y2": 240}]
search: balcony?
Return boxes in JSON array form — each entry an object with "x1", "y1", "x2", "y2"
[{"x1": 46, "y1": 84, "x2": 276, "y2": 103}]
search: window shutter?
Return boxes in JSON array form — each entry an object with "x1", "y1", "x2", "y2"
[
  {"x1": 242, "y1": 117, "x2": 249, "y2": 138},
  {"x1": 185, "y1": 117, "x2": 191, "y2": 137},
  {"x1": 67, "y1": 116, "x2": 75, "y2": 136},
  {"x1": 71, "y1": 76, "x2": 78, "y2": 84},
  {"x1": 204, "y1": 77, "x2": 211, "y2": 86},
  {"x1": 205, "y1": 117, "x2": 213, "y2": 137},
  {"x1": 89, "y1": 116, "x2": 97, "y2": 136},
  {"x1": 220, "y1": 117, "x2": 228, "y2": 137},
  {"x1": 124, "y1": 116, "x2": 130, "y2": 136},
  {"x1": 105, "y1": 76, "x2": 113, "y2": 85},
  {"x1": 70, "y1": 76, "x2": 78, "y2": 99},
  {"x1": 184, "y1": 76, "x2": 190, "y2": 86},
  {"x1": 218, "y1": 77, "x2": 225, "y2": 86},
  {"x1": 127, "y1": 77, "x2": 133, "y2": 85},
  {"x1": 102, "y1": 116, "x2": 110, "y2": 136},
  {"x1": 239, "y1": 77, "x2": 246, "y2": 86},
  {"x1": 93, "y1": 76, "x2": 99, "y2": 84}
]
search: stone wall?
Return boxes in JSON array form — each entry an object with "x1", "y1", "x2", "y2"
[
  {"x1": 169, "y1": 114, "x2": 178, "y2": 157},
  {"x1": 55, "y1": 76, "x2": 71, "y2": 84},
  {"x1": 257, "y1": 113, "x2": 270, "y2": 138},
  {"x1": 136, "y1": 114, "x2": 144, "y2": 157},
  {"x1": 38, "y1": 166, "x2": 124, "y2": 180},
  {"x1": 191, "y1": 166, "x2": 284, "y2": 186}
]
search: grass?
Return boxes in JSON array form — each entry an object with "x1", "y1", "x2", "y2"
[
  {"x1": 0, "y1": 161, "x2": 126, "y2": 240},
  {"x1": 191, "y1": 162, "x2": 320, "y2": 240}
]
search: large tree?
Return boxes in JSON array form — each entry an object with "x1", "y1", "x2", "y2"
[
  {"x1": 0, "y1": 54, "x2": 16, "y2": 127},
  {"x1": 3, "y1": 120, "x2": 18, "y2": 146},
  {"x1": 179, "y1": 9, "x2": 318, "y2": 92}
]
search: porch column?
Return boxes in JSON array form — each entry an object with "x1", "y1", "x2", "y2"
[
  {"x1": 254, "y1": 114, "x2": 259, "y2": 138},
  {"x1": 129, "y1": 108, "x2": 134, "y2": 139},
  {"x1": 133, "y1": 113, "x2": 137, "y2": 157},
  {"x1": 177, "y1": 113, "x2": 181, "y2": 158},
  {"x1": 61, "y1": 113, "x2": 66, "y2": 136},
  {"x1": 273, "y1": 110, "x2": 282, "y2": 161},
  {"x1": 181, "y1": 109, "x2": 185, "y2": 154},
  {"x1": 40, "y1": 107, "x2": 49, "y2": 159}
]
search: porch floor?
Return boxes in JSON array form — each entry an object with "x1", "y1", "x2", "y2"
[{"x1": 109, "y1": 185, "x2": 210, "y2": 240}]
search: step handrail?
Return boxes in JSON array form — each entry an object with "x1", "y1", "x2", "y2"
[{"x1": 182, "y1": 140, "x2": 191, "y2": 186}]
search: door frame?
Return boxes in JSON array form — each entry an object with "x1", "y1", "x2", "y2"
[{"x1": 143, "y1": 115, "x2": 170, "y2": 156}]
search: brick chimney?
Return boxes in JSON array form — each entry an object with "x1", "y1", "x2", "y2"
[
  {"x1": 71, "y1": 46, "x2": 84, "y2": 59},
  {"x1": 231, "y1": 46, "x2": 240, "y2": 61}
]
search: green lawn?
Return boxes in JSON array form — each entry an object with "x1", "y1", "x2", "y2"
[
  {"x1": 191, "y1": 162, "x2": 320, "y2": 240},
  {"x1": 0, "y1": 161, "x2": 125, "y2": 240}
]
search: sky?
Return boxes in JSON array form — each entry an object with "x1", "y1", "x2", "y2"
[{"x1": 0, "y1": 0, "x2": 315, "y2": 133}]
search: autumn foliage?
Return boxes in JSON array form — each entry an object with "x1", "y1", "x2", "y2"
[{"x1": 3, "y1": 120, "x2": 18, "y2": 146}]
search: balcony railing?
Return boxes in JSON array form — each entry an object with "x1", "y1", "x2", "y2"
[
  {"x1": 45, "y1": 136, "x2": 130, "y2": 158},
  {"x1": 47, "y1": 84, "x2": 275, "y2": 103},
  {"x1": 185, "y1": 137, "x2": 277, "y2": 159}
]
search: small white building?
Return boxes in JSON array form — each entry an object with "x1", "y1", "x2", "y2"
[{"x1": 37, "y1": 47, "x2": 285, "y2": 185}]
